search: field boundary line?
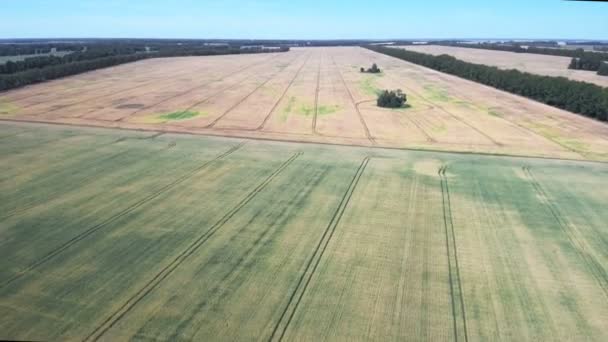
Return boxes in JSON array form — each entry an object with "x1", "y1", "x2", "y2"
[
  {"x1": 256, "y1": 53, "x2": 312, "y2": 131},
  {"x1": 204, "y1": 53, "x2": 304, "y2": 128},
  {"x1": 0, "y1": 141, "x2": 247, "y2": 290},
  {"x1": 522, "y1": 166, "x2": 608, "y2": 300},
  {"x1": 84, "y1": 152, "x2": 303, "y2": 342},
  {"x1": 312, "y1": 50, "x2": 322, "y2": 135},
  {"x1": 331, "y1": 56, "x2": 376, "y2": 145},
  {"x1": 268, "y1": 157, "x2": 370, "y2": 342},
  {"x1": 113, "y1": 53, "x2": 285, "y2": 122},
  {"x1": 3, "y1": 119, "x2": 608, "y2": 165},
  {"x1": 439, "y1": 166, "x2": 469, "y2": 342}
]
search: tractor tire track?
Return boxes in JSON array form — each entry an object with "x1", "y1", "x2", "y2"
[
  {"x1": 114, "y1": 54, "x2": 285, "y2": 122},
  {"x1": 312, "y1": 51, "x2": 322, "y2": 135},
  {"x1": 255, "y1": 53, "x2": 312, "y2": 131},
  {"x1": 522, "y1": 166, "x2": 608, "y2": 301},
  {"x1": 204, "y1": 53, "x2": 304, "y2": 129},
  {"x1": 331, "y1": 56, "x2": 376, "y2": 145},
  {"x1": 356, "y1": 52, "x2": 436, "y2": 143},
  {"x1": 366, "y1": 50, "x2": 501, "y2": 147},
  {"x1": 84, "y1": 152, "x2": 302, "y2": 342},
  {"x1": 0, "y1": 142, "x2": 247, "y2": 290},
  {"x1": 439, "y1": 166, "x2": 469, "y2": 342},
  {"x1": 164, "y1": 163, "x2": 329, "y2": 341},
  {"x1": 22, "y1": 62, "x2": 215, "y2": 114},
  {"x1": 5, "y1": 59, "x2": 168, "y2": 103},
  {"x1": 268, "y1": 157, "x2": 369, "y2": 342}
]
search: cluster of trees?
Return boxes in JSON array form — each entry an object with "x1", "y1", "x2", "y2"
[
  {"x1": 439, "y1": 42, "x2": 608, "y2": 76},
  {"x1": 0, "y1": 41, "x2": 289, "y2": 92},
  {"x1": 568, "y1": 55, "x2": 607, "y2": 74},
  {"x1": 366, "y1": 46, "x2": 608, "y2": 122},
  {"x1": 360, "y1": 63, "x2": 381, "y2": 73},
  {"x1": 377, "y1": 89, "x2": 407, "y2": 108}
]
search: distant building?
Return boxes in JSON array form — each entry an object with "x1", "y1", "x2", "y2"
[{"x1": 412, "y1": 41, "x2": 428, "y2": 45}]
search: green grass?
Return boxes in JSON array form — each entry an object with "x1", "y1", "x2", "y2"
[
  {"x1": 487, "y1": 108, "x2": 504, "y2": 117},
  {"x1": 159, "y1": 111, "x2": 202, "y2": 121},
  {"x1": 424, "y1": 84, "x2": 455, "y2": 102},
  {"x1": 0, "y1": 122, "x2": 606, "y2": 341},
  {"x1": 281, "y1": 97, "x2": 339, "y2": 120},
  {"x1": 360, "y1": 74, "x2": 383, "y2": 96},
  {"x1": 0, "y1": 99, "x2": 19, "y2": 116},
  {"x1": 137, "y1": 110, "x2": 206, "y2": 124}
]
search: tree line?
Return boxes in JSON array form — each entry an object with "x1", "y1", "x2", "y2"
[
  {"x1": 0, "y1": 44, "x2": 288, "y2": 92},
  {"x1": 437, "y1": 42, "x2": 608, "y2": 75},
  {"x1": 365, "y1": 46, "x2": 608, "y2": 122}
]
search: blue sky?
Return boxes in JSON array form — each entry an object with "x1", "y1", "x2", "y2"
[{"x1": 1, "y1": 0, "x2": 606, "y2": 40}]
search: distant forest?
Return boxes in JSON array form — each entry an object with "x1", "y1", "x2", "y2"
[
  {"x1": 436, "y1": 42, "x2": 608, "y2": 75},
  {"x1": 0, "y1": 40, "x2": 289, "y2": 92},
  {"x1": 366, "y1": 46, "x2": 608, "y2": 122}
]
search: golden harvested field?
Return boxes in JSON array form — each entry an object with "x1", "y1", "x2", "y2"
[
  {"x1": 1, "y1": 47, "x2": 608, "y2": 162},
  {"x1": 398, "y1": 45, "x2": 608, "y2": 88}
]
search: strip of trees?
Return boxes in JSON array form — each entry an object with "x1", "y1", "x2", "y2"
[
  {"x1": 366, "y1": 46, "x2": 608, "y2": 122},
  {"x1": 0, "y1": 43, "x2": 289, "y2": 92},
  {"x1": 437, "y1": 42, "x2": 608, "y2": 75}
]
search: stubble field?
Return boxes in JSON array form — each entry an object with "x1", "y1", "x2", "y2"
[
  {"x1": 398, "y1": 45, "x2": 608, "y2": 88},
  {"x1": 0, "y1": 122, "x2": 607, "y2": 341},
  {"x1": 1, "y1": 47, "x2": 608, "y2": 161}
]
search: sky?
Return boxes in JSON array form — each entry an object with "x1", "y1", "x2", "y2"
[{"x1": 1, "y1": 0, "x2": 606, "y2": 40}]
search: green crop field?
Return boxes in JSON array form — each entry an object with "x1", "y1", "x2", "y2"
[{"x1": 1, "y1": 122, "x2": 607, "y2": 341}]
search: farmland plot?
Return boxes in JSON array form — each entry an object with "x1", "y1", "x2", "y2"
[
  {"x1": 398, "y1": 45, "x2": 608, "y2": 88},
  {"x1": 0, "y1": 122, "x2": 607, "y2": 341},
  {"x1": 1, "y1": 47, "x2": 608, "y2": 161}
]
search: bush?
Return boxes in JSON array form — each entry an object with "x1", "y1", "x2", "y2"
[{"x1": 377, "y1": 89, "x2": 407, "y2": 108}]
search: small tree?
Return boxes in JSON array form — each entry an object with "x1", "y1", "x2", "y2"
[
  {"x1": 360, "y1": 67, "x2": 365, "y2": 73},
  {"x1": 377, "y1": 89, "x2": 407, "y2": 108}
]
